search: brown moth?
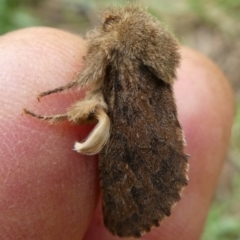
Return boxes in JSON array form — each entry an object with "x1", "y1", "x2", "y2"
[{"x1": 24, "y1": 4, "x2": 189, "y2": 238}]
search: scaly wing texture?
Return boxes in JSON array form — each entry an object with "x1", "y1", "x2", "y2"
[{"x1": 100, "y1": 62, "x2": 188, "y2": 238}]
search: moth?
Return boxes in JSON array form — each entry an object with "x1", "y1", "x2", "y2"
[{"x1": 24, "y1": 5, "x2": 189, "y2": 238}]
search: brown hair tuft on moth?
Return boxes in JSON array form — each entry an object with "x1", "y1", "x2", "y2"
[{"x1": 24, "y1": 4, "x2": 189, "y2": 238}]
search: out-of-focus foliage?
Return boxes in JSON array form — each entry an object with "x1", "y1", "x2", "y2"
[{"x1": 0, "y1": 0, "x2": 40, "y2": 34}]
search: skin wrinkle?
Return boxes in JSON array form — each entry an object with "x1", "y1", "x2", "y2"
[{"x1": 0, "y1": 26, "x2": 234, "y2": 240}]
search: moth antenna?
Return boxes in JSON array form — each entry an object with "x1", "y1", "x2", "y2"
[
  {"x1": 23, "y1": 108, "x2": 67, "y2": 123},
  {"x1": 74, "y1": 107, "x2": 110, "y2": 155}
]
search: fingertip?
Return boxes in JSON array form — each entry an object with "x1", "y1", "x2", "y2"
[{"x1": 0, "y1": 27, "x2": 99, "y2": 239}]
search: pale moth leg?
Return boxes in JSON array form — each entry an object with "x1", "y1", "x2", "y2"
[
  {"x1": 68, "y1": 94, "x2": 110, "y2": 155},
  {"x1": 74, "y1": 107, "x2": 110, "y2": 155}
]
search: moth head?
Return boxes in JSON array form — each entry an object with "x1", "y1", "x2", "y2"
[
  {"x1": 98, "y1": 5, "x2": 166, "y2": 52},
  {"x1": 102, "y1": 14, "x2": 121, "y2": 32},
  {"x1": 98, "y1": 5, "x2": 151, "y2": 52}
]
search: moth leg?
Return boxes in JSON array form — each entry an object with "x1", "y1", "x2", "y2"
[
  {"x1": 38, "y1": 79, "x2": 78, "y2": 100},
  {"x1": 23, "y1": 92, "x2": 106, "y2": 124},
  {"x1": 38, "y1": 47, "x2": 108, "y2": 100},
  {"x1": 24, "y1": 92, "x2": 110, "y2": 155},
  {"x1": 73, "y1": 107, "x2": 110, "y2": 155},
  {"x1": 66, "y1": 92, "x2": 107, "y2": 123},
  {"x1": 67, "y1": 95, "x2": 110, "y2": 155},
  {"x1": 23, "y1": 108, "x2": 67, "y2": 123}
]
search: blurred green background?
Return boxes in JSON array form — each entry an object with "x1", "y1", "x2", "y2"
[{"x1": 1, "y1": 0, "x2": 239, "y2": 239}]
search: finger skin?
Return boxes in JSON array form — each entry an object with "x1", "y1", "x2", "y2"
[
  {"x1": 83, "y1": 48, "x2": 235, "y2": 240},
  {"x1": 0, "y1": 28, "x2": 100, "y2": 240},
  {"x1": 0, "y1": 28, "x2": 235, "y2": 240}
]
